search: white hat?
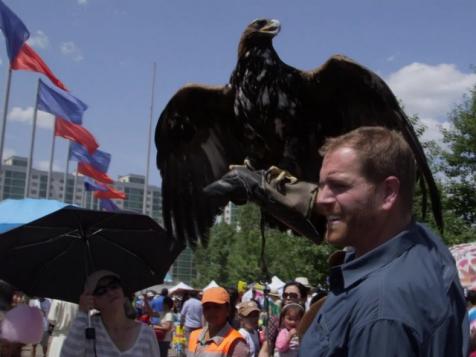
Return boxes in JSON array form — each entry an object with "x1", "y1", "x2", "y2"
[{"x1": 295, "y1": 277, "x2": 311, "y2": 288}]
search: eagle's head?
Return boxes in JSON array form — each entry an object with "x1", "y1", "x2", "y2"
[{"x1": 238, "y1": 18, "x2": 281, "y2": 58}]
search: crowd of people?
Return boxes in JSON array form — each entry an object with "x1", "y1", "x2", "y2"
[{"x1": 0, "y1": 126, "x2": 473, "y2": 356}]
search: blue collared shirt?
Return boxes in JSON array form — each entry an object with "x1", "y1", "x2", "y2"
[{"x1": 300, "y1": 223, "x2": 469, "y2": 357}]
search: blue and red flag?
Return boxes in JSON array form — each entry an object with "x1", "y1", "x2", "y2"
[
  {"x1": 0, "y1": 2, "x2": 67, "y2": 90},
  {"x1": 100, "y1": 199, "x2": 121, "y2": 212},
  {"x1": 55, "y1": 117, "x2": 98, "y2": 154},
  {"x1": 69, "y1": 142, "x2": 110, "y2": 173},
  {"x1": 77, "y1": 162, "x2": 113, "y2": 185},
  {"x1": 83, "y1": 177, "x2": 108, "y2": 192},
  {"x1": 0, "y1": 0, "x2": 29, "y2": 63},
  {"x1": 38, "y1": 79, "x2": 87, "y2": 124},
  {"x1": 94, "y1": 186, "x2": 126, "y2": 200},
  {"x1": 12, "y1": 43, "x2": 67, "y2": 91}
]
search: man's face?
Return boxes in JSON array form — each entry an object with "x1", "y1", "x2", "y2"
[
  {"x1": 316, "y1": 147, "x2": 382, "y2": 250},
  {"x1": 203, "y1": 302, "x2": 229, "y2": 327}
]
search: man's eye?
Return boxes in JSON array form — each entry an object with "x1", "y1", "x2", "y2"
[{"x1": 330, "y1": 182, "x2": 348, "y2": 191}]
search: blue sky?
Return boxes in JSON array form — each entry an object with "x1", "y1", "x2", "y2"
[{"x1": 2, "y1": 0, "x2": 475, "y2": 186}]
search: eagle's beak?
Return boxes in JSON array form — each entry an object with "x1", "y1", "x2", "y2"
[{"x1": 263, "y1": 19, "x2": 281, "y2": 36}]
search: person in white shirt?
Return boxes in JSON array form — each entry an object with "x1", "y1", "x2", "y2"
[
  {"x1": 47, "y1": 299, "x2": 78, "y2": 357},
  {"x1": 60, "y1": 270, "x2": 160, "y2": 356},
  {"x1": 180, "y1": 291, "x2": 202, "y2": 341}
]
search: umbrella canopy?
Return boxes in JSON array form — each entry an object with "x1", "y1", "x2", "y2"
[
  {"x1": 203, "y1": 280, "x2": 220, "y2": 291},
  {"x1": 169, "y1": 282, "x2": 195, "y2": 295},
  {"x1": 450, "y1": 242, "x2": 476, "y2": 290},
  {"x1": 0, "y1": 199, "x2": 183, "y2": 303}
]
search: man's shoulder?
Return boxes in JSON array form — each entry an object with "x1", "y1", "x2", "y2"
[{"x1": 351, "y1": 232, "x2": 458, "y2": 328}]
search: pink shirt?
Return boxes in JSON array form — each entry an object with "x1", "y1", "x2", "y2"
[{"x1": 275, "y1": 328, "x2": 299, "y2": 357}]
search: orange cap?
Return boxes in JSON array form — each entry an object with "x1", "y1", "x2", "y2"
[{"x1": 201, "y1": 287, "x2": 229, "y2": 304}]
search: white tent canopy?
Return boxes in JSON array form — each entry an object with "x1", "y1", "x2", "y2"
[
  {"x1": 169, "y1": 282, "x2": 195, "y2": 295},
  {"x1": 203, "y1": 280, "x2": 220, "y2": 291},
  {"x1": 268, "y1": 276, "x2": 285, "y2": 292}
]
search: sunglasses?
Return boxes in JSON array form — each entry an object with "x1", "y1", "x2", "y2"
[
  {"x1": 93, "y1": 280, "x2": 121, "y2": 296},
  {"x1": 282, "y1": 292, "x2": 299, "y2": 300}
]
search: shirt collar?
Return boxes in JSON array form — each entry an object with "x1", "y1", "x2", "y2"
[
  {"x1": 329, "y1": 222, "x2": 418, "y2": 292},
  {"x1": 198, "y1": 322, "x2": 232, "y2": 345}
]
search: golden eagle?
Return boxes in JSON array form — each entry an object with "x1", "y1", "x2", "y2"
[{"x1": 155, "y1": 18, "x2": 442, "y2": 247}]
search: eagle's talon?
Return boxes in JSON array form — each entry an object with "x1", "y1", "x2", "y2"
[{"x1": 266, "y1": 165, "x2": 298, "y2": 184}]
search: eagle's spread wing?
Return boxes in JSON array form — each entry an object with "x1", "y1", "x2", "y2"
[
  {"x1": 306, "y1": 55, "x2": 442, "y2": 228},
  {"x1": 155, "y1": 84, "x2": 245, "y2": 247}
]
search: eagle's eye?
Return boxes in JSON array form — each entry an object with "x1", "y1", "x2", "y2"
[{"x1": 254, "y1": 19, "x2": 268, "y2": 28}]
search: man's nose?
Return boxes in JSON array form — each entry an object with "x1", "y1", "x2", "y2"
[{"x1": 316, "y1": 185, "x2": 334, "y2": 210}]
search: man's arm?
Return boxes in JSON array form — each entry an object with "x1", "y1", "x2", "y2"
[{"x1": 348, "y1": 319, "x2": 420, "y2": 357}]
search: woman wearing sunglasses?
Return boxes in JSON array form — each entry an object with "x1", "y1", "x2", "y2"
[
  {"x1": 61, "y1": 270, "x2": 160, "y2": 356},
  {"x1": 258, "y1": 281, "x2": 307, "y2": 357}
]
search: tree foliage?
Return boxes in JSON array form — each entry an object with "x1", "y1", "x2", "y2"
[
  {"x1": 193, "y1": 204, "x2": 333, "y2": 288},
  {"x1": 412, "y1": 84, "x2": 476, "y2": 245},
  {"x1": 441, "y1": 85, "x2": 476, "y2": 226}
]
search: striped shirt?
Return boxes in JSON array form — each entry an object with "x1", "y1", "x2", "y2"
[{"x1": 60, "y1": 311, "x2": 160, "y2": 356}]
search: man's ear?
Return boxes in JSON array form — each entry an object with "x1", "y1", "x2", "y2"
[{"x1": 380, "y1": 176, "x2": 400, "y2": 211}]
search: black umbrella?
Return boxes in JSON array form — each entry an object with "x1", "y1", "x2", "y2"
[{"x1": 0, "y1": 199, "x2": 184, "y2": 303}]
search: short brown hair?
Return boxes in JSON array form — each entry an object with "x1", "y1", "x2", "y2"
[{"x1": 319, "y1": 126, "x2": 416, "y2": 211}]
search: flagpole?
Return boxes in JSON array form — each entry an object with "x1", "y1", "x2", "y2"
[
  {"x1": 81, "y1": 186, "x2": 86, "y2": 208},
  {"x1": 73, "y1": 168, "x2": 78, "y2": 204},
  {"x1": 0, "y1": 67, "x2": 13, "y2": 171},
  {"x1": 63, "y1": 142, "x2": 71, "y2": 202},
  {"x1": 143, "y1": 62, "x2": 156, "y2": 215},
  {"x1": 46, "y1": 119, "x2": 57, "y2": 198},
  {"x1": 24, "y1": 80, "x2": 41, "y2": 198}
]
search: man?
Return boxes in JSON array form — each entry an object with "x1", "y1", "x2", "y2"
[
  {"x1": 205, "y1": 126, "x2": 469, "y2": 356},
  {"x1": 180, "y1": 290, "x2": 203, "y2": 340},
  {"x1": 187, "y1": 287, "x2": 249, "y2": 356},
  {"x1": 299, "y1": 127, "x2": 469, "y2": 356}
]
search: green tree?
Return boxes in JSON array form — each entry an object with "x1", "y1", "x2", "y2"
[
  {"x1": 441, "y1": 85, "x2": 476, "y2": 225},
  {"x1": 193, "y1": 204, "x2": 334, "y2": 288}
]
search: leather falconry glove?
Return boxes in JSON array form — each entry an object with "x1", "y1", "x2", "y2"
[{"x1": 203, "y1": 166, "x2": 322, "y2": 244}]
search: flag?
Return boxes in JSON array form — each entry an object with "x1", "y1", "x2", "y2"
[
  {"x1": 77, "y1": 162, "x2": 113, "y2": 184},
  {"x1": 55, "y1": 117, "x2": 98, "y2": 154},
  {"x1": 37, "y1": 79, "x2": 87, "y2": 124},
  {"x1": 0, "y1": 0, "x2": 29, "y2": 62},
  {"x1": 83, "y1": 177, "x2": 107, "y2": 192},
  {"x1": 69, "y1": 142, "x2": 110, "y2": 173},
  {"x1": 94, "y1": 186, "x2": 126, "y2": 200},
  {"x1": 100, "y1": 199, "x2": 121, "y2": 212},
  {"x1": 12, "y1": 43, "x2": 67, "y2": 91}
]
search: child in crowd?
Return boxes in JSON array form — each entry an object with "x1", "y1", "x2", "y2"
[
  {"x1": 275, "y1": 303, "x2": 304, "y2": 357},
  {"x1": 237, "y1": 300, "x2": 261, "y2": 357}
]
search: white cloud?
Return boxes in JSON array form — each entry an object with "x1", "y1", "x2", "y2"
[
  {"x1": 37, "y1": 160, "x2": 62, "y2": 172},
  {"x1": 60, "y1": 41, "x2": 84, "y2": 62},
  {"x1": 386, "y1": 63, "x2": 476, "y2": 122},
  {"x1": 8, "y1": 106, "x2": 55, "y2": 129},
  {"x1": 78, "y1": 0, "x2": 88, "y2": 5},
  {"x1": 386, "y1": 54, "x2": 397, "y2": 62},
  {"x1": 27, "y1": 30, "x2": 49, "y2": 49}
]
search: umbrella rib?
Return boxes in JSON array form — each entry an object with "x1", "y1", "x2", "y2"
[
  {"x1": 11, "y1": 228, "x2": 81, "y2": 251},
  {"x1": 93, "y1": 231, "x2": 160, "y2": 277},
  {"x1": 27, "y1": 239, "x2": 78, "y2": 293}
]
